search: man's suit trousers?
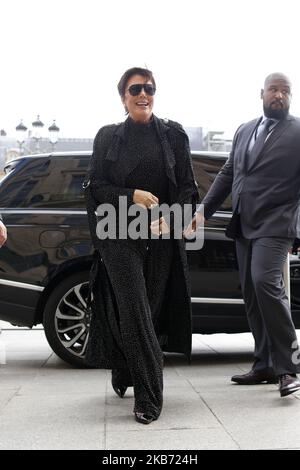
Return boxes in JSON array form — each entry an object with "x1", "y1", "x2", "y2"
[{"x1": 235, "y1": 236, "x2": 300, "y2": 375}]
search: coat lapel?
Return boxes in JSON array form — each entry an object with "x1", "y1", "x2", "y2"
[
  {"x1": 247, "y1": 115, "x2": 293, "y2": 171},
  {"x1": 104, "y1": 120, "x2": 142, "y2": 183},
  {"x1": 154, "y1": 116, "x2": 177, "y2": 187},
  {"x1": 243, "y1": 118, "x2": 261, "y2": 172},
  {"x1": 102, "y1": 122, "x2": 126, "y2": 164},
  {"x1": 257, "y1": 115, "x2": 293, "y2": 154}
]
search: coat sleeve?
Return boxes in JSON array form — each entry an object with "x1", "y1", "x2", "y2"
[
  {"x1": 200, "y1": 125, "x2": 242, "y2": 219},
  {"x1": 88, "y1": 127, "x2": 135, "y2": 207}
]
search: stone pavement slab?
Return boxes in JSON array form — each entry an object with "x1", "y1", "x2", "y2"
[{"x1": 1, "y1": 329, "x2": 300, "y2": 450}]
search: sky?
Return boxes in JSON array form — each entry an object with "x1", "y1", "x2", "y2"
[{"x1": 1, "y1": 0, "x2": 300, "y2": 139}]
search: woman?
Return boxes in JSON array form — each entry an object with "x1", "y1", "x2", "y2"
[{"x1": 84, "y1": 67, "x2": 198, "y2": 424}]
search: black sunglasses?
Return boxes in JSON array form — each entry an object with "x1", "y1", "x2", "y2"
[{"x1": 127, "y1": 84, "x2": 156, "y2": 96}]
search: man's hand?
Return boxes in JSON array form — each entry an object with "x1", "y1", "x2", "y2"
[
  {"x1": 183, "y1": 212, "x2": 205, "y2": 239},
  {"x1": 150, "y1": 217, "x2": 170, "y2": 236},
  {"x1": 133, "y1": 189, "x2": 159, "y2": 209},
  {"x1": 0, "y1": 221, "x2": 7, "y2": 247}
]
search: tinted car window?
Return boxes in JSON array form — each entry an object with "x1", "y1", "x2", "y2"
[
  {"x1": 0, "y1": 158, "x2": 49, "y2": 207},
  {"x1": 192, "y1": 153, "x2": 232, "y2": 211},
  {"x1": 0, "y1": 155, "x2": 89, "y2": 209}
]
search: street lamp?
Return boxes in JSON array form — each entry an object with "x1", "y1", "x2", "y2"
[
  {"x1": 16, "y1": 120, "x2": 28, "y2": 155},
  {"x1": 48, "y1": 120, "x2": 60, "y2": 151},
  {"x1": 31, "y1": 115, "x2": 44, "y2": 153},
  {"x1": 15, "y1": 116, "x2": 60, "y2": 155}
]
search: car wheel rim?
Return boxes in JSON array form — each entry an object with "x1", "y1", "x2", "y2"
[{"x1": 54, "y1": 281, "x2": 91, "y2": 358}]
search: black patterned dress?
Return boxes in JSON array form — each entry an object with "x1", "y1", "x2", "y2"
[{"x1": 85, "y1": 115, "x2": 198, "y2": 420}]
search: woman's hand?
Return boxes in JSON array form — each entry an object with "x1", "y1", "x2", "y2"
[
  {"x1": 133, "y1": 189, "x2": 159, "y2": 209},
  {"x1": 0, "y1": 221, "x2": 7, "y2": 247},
  {"x1": 150, "y1": 217, "x2": 170, "y2": 236}
]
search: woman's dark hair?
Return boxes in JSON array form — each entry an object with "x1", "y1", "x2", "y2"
[{"x1": 117, "y1": 67, "x2": 156, "y2": 98}]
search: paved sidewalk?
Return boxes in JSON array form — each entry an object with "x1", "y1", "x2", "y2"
[{"x1": 1, "y1": 329, "x2": 300, "y2": 450}]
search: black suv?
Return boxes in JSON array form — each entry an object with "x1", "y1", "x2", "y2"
[{"x1": 0, "y1": 151, "x2": 300, "y2": 367}]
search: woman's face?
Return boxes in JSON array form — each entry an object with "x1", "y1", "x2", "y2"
[{"x1": 122, "y1": 74, "x2": 155, "y2": 123}]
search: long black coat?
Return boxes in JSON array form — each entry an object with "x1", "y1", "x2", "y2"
[{"x1": 85, "y1": 115, "x2": 199, "y2": 367}]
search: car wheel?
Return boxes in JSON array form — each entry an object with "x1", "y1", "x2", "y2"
[{"x1": 43, "y1": 271, "x2": 92, "y2": 367}]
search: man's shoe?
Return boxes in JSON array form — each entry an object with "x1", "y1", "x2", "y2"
[
  {"x1": 278, "y1": 374, "x2": 300, "y2": 397},
  {"x1": 231, "y1": 369, "x2": 278, "y2": 385}
]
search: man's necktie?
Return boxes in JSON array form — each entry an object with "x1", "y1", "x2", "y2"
[{"x1": 248, "y1": 118, "x2": 274, "y2": 166}]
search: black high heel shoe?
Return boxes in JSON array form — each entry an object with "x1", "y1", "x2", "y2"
[
  {"x1": 134, "y1": 412, "x2": 156, "y2": 425},
  {"x1": 111, "y1": 370, "x2": 127, "y2": 398},
  {"x1": 111, "y1": 369, "x2": 133, "y2": 398},
  {"x1": 112, "y1": 384, "x2": 127, "y2": 398}
]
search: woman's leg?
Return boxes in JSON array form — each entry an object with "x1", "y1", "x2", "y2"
[{"x1": 101, "y1": 242, "x2": 163, "y2": 419}]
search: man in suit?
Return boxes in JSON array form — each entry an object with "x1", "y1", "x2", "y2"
[
  {"x1": 0, "y1": 217, "x2": 6, "y2": 247},
  {"x1": 185, "y1": 72, "x2": 300, "y2": 397}
]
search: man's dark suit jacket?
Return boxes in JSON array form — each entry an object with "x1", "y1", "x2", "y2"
[{"x1": 202, "y1": 115, "x2": 300, "y2": 239}]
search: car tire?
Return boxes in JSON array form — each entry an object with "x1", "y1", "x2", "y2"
[{"x1": 43, "y1": 271, "x2": 92, "y2": 368}]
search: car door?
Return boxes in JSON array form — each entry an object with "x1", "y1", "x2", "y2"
[
  {"x1": 189, "y1": 152, "x2": 247, "y2": 333},
  {"x1": 0, "y1": 154, "x2": 92, "y2": 326}
]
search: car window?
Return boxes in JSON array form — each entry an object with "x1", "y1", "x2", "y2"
[
  {"x1": 0, "y1": 158, "x2": 49, "y2": 207},
  {"x1": 1, "y1": 153, "x2": 232, "y2": 211},
  {"x1": 0, "y1": 156, "x2": 90, "y2": 209},
  {"x1": 192, "y1": 153, "x2": 232, "y2": 211},
  {"x1": 28, "y1": 156, "x2": 90, "y2": 208}
]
